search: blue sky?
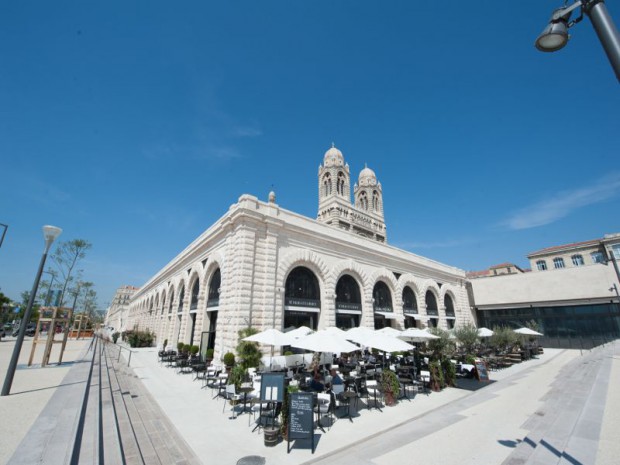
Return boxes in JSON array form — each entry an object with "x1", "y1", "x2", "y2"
[{"x1": 1, "y1": 1, "x2": 619, "y2": 310}]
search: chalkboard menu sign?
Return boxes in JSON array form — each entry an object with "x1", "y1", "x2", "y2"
[
  {"x1": 260, "y1": 373, "x2": 285, "y2": 402},
  {"x1": 287, "y1": 392, "x2": 315, "y2": 454},
  {"x1": 475, "y1": 359, "x2": 490, "y2": 382}
]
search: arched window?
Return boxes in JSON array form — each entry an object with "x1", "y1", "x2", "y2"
[
  {"x1": 359, "y1": 191, "x2": 368, "y2": 210},
  {"x1": 571, "y1": 254, "x2": 584, "y2": 266},
  {"x1": 285, "y1": 266, "x2": 320, "y2": 307},
  {"x1": 373, "y1": 281, "x2": 393, "y2": 312},
  {"x1": 335, "y1": 274, "x2": 361, "y2": 311},
  {"x1": 402, "y1": 286, "x2": 418, "y2": 314},
  {"x1": 168, "y1": 287, "x2": 175, "y2": 314},
  {"x1": 553, "y1": 257, "x2": 565, "y2": 269},
  {"x1": 177, "y1": 285, "x2": 185, "y2": 313},
  {"x1": 337, "y1": 172, "x2": 346, "y2": 196},
  {"x1": 536, "y1": 260, "x2": 547, "y2": 271},
  {"x1": 372, "y1": 190, "x2": 379, "y2": 211},
  {"x1": 425, "y1": 291, "x2": 438, "y2": 316},
  {"x1": 323, "y1": 173, "x2": 332, "y2": 196},
  {"x1": 444, "y1": 294, "x2": 455, "y2": 317},
  {"x1": 190, "y1": 279, "x2": 200, "y2": 310},
  {"x1": 207, "y1": 269, "x2": 221, "y2": 307}
]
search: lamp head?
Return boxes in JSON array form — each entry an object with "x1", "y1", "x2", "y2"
[
  {"x1": 42, "y1": 225, "x2": 62, "y2": 252},
  {"x1": 535, "y1": 7, "x2": 572, "y2": 52}
]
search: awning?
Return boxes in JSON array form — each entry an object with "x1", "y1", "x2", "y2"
[
  {"x1": 336, "y1": 309, "x2": 362, "y2": 315},
  {"x1": 375, "y1": 311, "x2": 397, "y2": 319},
  {"x1": 285, "y1": 306, "x2": 320, "y2": 313}
]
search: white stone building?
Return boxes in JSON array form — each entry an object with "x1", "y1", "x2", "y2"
[
  {"x1": 104, "y1": 285, "x2": 139, "y2": 333},
  {"x1": 470, "y1": 234, "x2": 620, "y2": 348},
  {"x1": 126, "y1": 146, "x2": 473, "y2": 358}
]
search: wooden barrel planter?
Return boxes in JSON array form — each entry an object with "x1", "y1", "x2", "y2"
[{"x1": 264, "y1": 426, "x2": 279, "y2": 447}]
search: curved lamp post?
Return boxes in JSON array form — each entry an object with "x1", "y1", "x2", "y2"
[
  {"x1": 2, "y1": 225, "x2": 62, "y2": 396},
  {"x1": 535, "y1": 0, "x2": 620, "y2": 81}
]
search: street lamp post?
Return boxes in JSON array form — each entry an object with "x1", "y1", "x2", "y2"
[
  {"x1": 0, "y1": 223, "x2": 7, "y2": 249},
  {"x1": 535, "y1": 0, "x2": 620, "y2": 81},
  {"x1": 1, "y1": 225, "x2": 62, "y2": 396}
]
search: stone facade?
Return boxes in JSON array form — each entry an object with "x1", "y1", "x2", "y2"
[
  {"x1": 104, "y1": 285, "x2": 139, "y2": 332},
  {"x1": 125, "y1": 146, "x2": 473, "y2": 359}
]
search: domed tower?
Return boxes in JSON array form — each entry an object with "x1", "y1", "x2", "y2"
[
  {"x1": 317, "y1": 144, "x2": 352, "y2": 230},
  {"x1": 354, "y1": 164, "x2": 384, "y2": 218},
  {"x1": 317, "y1": 144, "x2": 387, "y2": 242}
]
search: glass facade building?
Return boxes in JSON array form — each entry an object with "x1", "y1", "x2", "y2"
[{"x1": 477, "y1": 302, "x2": 620, "y2": 349}]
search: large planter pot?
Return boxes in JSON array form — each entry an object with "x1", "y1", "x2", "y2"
[{"x1": 384, "y1": 390, "x2": 398, "y2": 406}]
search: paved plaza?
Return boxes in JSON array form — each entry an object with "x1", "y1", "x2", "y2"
[{"x1": 1, "y1": 336, "x2": 619, "y2": 465}]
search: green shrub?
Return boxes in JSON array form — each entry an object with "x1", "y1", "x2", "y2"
[
  {"x1": 126, "y1": 330, "x2": 154, "y2": 348},
  {"x1": 190, "y1": 345, "x2": 199, "y2": 355},
  {"x1": 223, "y1": 352, "x2": 235, "y2": 367},
  {"x1": 228, "y1": 364, "x2": 247, "y2": 390},
  {"x1": 112, "y1": 332, "x2": 120, "y2": 344},
  {"x1": 177, "y1": 341, "x2": 185, "y2": 352},
  {"x1": 236, "y1": 327, "x2": 262, "y2": 369},
  {"x1": 163, "y1": 338, "x2": 168, "y2": 349},
  {"x1": 441, "y1": 357, "x2": 456, "y2": 387},
  {"x1": 206, "y1": 348, "x2": 214, "y2": 360},
  {"x1": 429, "y1": 360, "x2": 444, "y2": 391}
]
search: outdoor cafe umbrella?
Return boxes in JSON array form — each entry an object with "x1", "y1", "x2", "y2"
[
  {"x1": 398, "y1": 327, "x2": 440, "y2": 342},
  {"x1": 242, "y1": 328, "x2": 295, "y2": 346},
  {"x1": 376, "y1": 327, "x2": 402, "y2": 337},
  {"x1": 285, "y1": 325, "x2": 314, "y2": 339},
  {"x1": 477, "y1": 327, "x2": 494, "y2": 338},
  {"x1": 514, "y1": 327, "x2": 544, "y2": 336},
  {"x1": 289, "y1": 330, "x2": 360, "y2": 354},
  {"x1": 360, "y1": 332, "x2": 415, "y2": 353}
]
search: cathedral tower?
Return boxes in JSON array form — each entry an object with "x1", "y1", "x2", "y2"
[{"x1": 317, "y1": 144, "x2": 386, "y2": 242}]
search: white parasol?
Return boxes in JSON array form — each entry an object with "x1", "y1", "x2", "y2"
[
  {"x1": 477, "y1": 327, "x2": 494, "y2": 338},
  {"x1": 514, "y1": 327, "x2": 544, "y2": 336}
]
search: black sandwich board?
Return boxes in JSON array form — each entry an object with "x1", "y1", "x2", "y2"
[
  {"x1": 474, "y1": 359, "x2": 490, "y2": 382},
  {"x1": 287, "y1": 392, "x2": 315, "y2": 454},
  {"x1": 260, "y1": 372, "x2": 285, "y2": 402}
]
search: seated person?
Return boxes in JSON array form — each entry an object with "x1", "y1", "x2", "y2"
[
  {"x1": 309, "y1": 373, "x2": 325, "y2": 392},
  {"x1": 329, "y1": 368, "x2": 343, "y2": 386}
]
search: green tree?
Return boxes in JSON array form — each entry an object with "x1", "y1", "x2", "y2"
[
  {"x1": 236, "y1": 327, "x2": 261, "y2": 369},
  {"x1": 49, "y1": 239, "x2": 92, "y2": 307},
  {"x1": 427, "y1": 327, "x2": 455, "y2": 361},
  {"x1": 454, "y1": 323, "x2": 480, "y2": 355}
]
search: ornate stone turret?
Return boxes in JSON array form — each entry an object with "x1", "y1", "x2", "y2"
[{"x1": 317, "y1": 144, "x2": 386, "y2": 242}]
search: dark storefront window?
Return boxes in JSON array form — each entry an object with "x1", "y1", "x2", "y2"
[
  {"x1": 403, "y1": 286, "x2": 418, "y2": 314},
  {"x1": 426, "y1": 291, "x2": 438, "y2": 316},
  {"x1": 207, "y1": 269, "x2": 221, "y2": 307},
  {"x1": 476, "y1": 303, "x2": 620, "y2": 349}
]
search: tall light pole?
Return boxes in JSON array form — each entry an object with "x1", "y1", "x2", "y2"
[
  {"x1": 2, "y1": 225, "x2": 62, "y2": 396},
  {"x1": 0, "y1": 223, "x2": 7, "y2": 249},
  {"x1": 535, "y1": 0, "x2": 620, "y2": 81}
]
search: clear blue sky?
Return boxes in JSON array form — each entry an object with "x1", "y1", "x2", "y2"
[{"x1": 1, "y1": 1, "x2": 619, "y2": 310}]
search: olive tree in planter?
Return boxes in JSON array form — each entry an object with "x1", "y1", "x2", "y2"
[
  {"x1": 236, "y1": 327, "x2": 261, "y2": 370},
  {"x1": 429, "y1": 360, "x2": 444, "y2": 391},
  {"x1": 380, "y1": 369, "x2": 400, "y2": 406}
]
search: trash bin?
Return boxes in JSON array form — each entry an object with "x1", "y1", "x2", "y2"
[{"x1": 264, "y1": 426, "x2": 279, "y2": 447}]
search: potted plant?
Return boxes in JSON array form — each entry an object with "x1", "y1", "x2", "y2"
[
  {"x1": 112, "y1": 332, "x2": 120, "y2": 344},
  {"x1": 223, "y1": 352, "x2": 236, "y2": 369},
  {"x1": 441, "y1": 357, "x2": 456, "y2": 387},
  {"x1": 380, "y1": 369, "x2": 400, "y2": 406},
  {"x1": 177, "y1": 341, "x2": 185, "y2": 353},
  {"x1": 280, "y1": 384, "x2": 300, "y2": 440},
  {"x1": 206, "y1": 348, "x2": 214, "y2": 363},
  {"x1": 190, "y1": 345, "x2": 200, "y2": 357},
  {"x1": 429, "y1": 360, "x2": 444, "y2": 391}
]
